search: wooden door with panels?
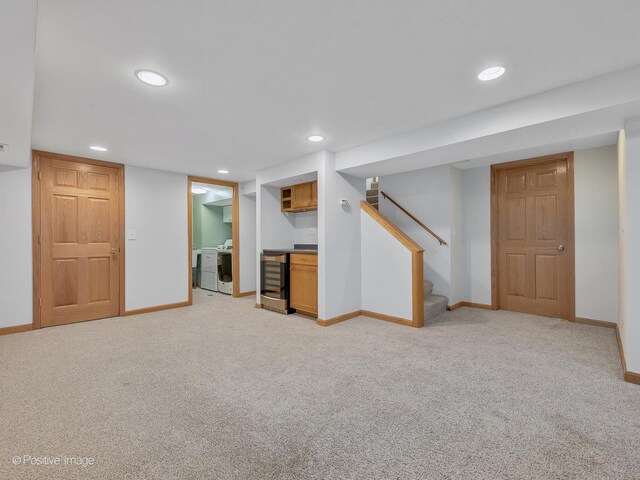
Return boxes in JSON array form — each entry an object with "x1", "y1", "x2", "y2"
[
  {"x1": 34, "y1": 152, "x2": 124, "y2": 327},
  {"x1": 492, "y1": 153, "x2": 574, "y2": 320}
]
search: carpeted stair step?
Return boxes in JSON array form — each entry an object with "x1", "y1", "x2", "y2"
[
  {"x1": 424, "y1": 293, "x2": 448, "y2": 320},
  {"x1": 424, "y1": 280, "x2": 433, "y2": 295}
]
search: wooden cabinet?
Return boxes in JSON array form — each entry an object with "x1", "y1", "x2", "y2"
[
  {"x1": 289, "y1": 253, "x2": 318, "y2": 316},
  {"x1": 281, "y1": 181, "x2": 318, "y2": 212}
]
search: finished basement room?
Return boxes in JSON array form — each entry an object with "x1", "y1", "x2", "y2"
[{"x1": 1, "y1": 1, "x2": 640, "y2": 479}]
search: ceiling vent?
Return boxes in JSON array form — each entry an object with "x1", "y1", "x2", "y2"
[{"x1": 0, "y1": 144, "x2": 8, "y2": 154}]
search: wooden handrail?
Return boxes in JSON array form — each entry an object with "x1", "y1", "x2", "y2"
[
  {"x1": 360, "y1": 201, "x2": 424, "y2": 253},
  {"x1": 380, "y1": 191, "x2": 447, "y2": 246}
]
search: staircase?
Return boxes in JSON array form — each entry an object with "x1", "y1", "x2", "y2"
[
  {"x1": 424, "y1": 280, "x2": 448, "y2": 320},
  {"x1": 362, "y1": 185, "x2": 450, "y2": 326},
  {"x1": 366, "y1": 176, "x2": 379, "y2": 209}
]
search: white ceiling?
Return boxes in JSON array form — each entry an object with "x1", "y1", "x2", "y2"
[
  {"x1": 192, "y1": 182, "x2": 232, "y2": 201},
  {"x1": 27, "y1": 0, "x2": 640, "y2": 180}
]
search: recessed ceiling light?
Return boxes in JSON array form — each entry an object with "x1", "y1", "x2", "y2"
[
  {"x1": 89, "y1": 145, "x2": 107, "y2": 152},
  {"x1": 307, "y1": 135, "x2": 324, "y2": 142},
  {"x1": 477, "y1": 66, "x2": 506, "y2": 81},
  {"x1": 217, "y1": 169, "x2": 229, "y2": 174},
  {"x1": 135, "y1": 70, "x2": 168, "y2": 87},
  {"x1": 192, "y1": 187, "x2": 208, "y2": 194}
]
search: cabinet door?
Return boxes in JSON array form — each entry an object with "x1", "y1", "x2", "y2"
[
  {"x1": 311, "y1": 181, "x2": 317, "y2": 207},
  {"x1": 293, "y1": 183, "x2": 314, "y2": 209},
  {"x1": 222, "y1": 205, "x2": 232, "y2": 223},
  {"x1": 289, "y1": 264, "x2": 318, "y2": 315}
]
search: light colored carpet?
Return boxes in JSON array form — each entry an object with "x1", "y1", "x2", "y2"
[{"x1": 1, "y1": 290, "x2": 638, "y2": 479}]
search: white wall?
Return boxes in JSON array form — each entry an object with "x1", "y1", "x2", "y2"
[
  {"x1": 125, "y1": 166, "x2": 189, "y2": 311},
  {"x1": 461, "y1": 166, "x2": 492, "y2": 305},
  {"x1": 618, "y1": 121, "x2": 640, "y2": 373},
  {"x1": 293, "y1": 211, "x2": 318, "y2": 245},
  {"x1": 574, "y1": 145, "x2": 618, "y2": 322},
  {"x1": 0, "y1": 0, "x2": 36, "y2": 169},
  {"x1": 449, "y1": 167, "x2": 463, "y2": 305},
  {"x1": 239, "y1": 193, "x2": 256, "y2": 293},
  {"x1": 320, "y1": 152, "x2": 364, "y2": 319},
  {"x1": 361, "y1": 211, "x2": 412, "y2": 320},
  {"x1": 379, "y1": 165, "x2": 453, "y2": 299},
  {"x1": 0, "y1": 167, "x2": 33, "y2": 328},
  {"x1": 618, "y1": 130, "x2": 627, "y2": 336}
]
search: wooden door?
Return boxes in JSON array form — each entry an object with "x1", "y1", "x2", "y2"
[
  {"x1": 289, "y1": 265, "x2": 318, "y2": 315},
  {"x1": 289, "y1": 254, "x2": 318, "y2": 315},
  {"x1": 495, "y1": 156, "x2": 573, "y2": 319},
  {"x1": 39, "y1": 155, "x2": 122, "y2": 327}
]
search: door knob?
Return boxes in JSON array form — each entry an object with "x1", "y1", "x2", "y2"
[
  {"x1": 110, "y1": 247, "x2": 117, "y2": 255},
  {"x1": 557, "y1": 245, "x2": 565, "y2": 252}
]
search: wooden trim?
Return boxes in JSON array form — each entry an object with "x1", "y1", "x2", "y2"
[
  {"x1": 566, "y1": 153, "x2": 576, "y2": 322},
  {"x1": 448, "y1": 301, "x2": 493, "y2": 311},
  {"x1": 360, "y1": 201, "x2": 424, "y2": 253},
  {"x1": 575, "y1": 317, "x2": 616, "y2": 329},
  {"x1": 490, "y1": 152, "x2": 574, "y2": 170},
  {"x1": 463, "y1": 302, "x2": 493, "y2": 310},
  {"x1": 118, "y1": 163, "x2": 126, "y2": 317},
  {"x1": 31, "y1": 151, "x2": 126, "y2": 329},
  {"x1": 412, "y1": 251, "x2": 425, "y2": 328},
  {"x1": 31, "y1": 150, "x2": 125, "y2": 169},
  {"x1": 188, "y1": 175, "x2": 238, "y2": 188},
  {"x1": 625, "y1": 371, "x2": 640, "y2": 385},
  {"x1": 124, "y1": 301, "x2": 190, "y2": 316},
  {"x1": 255, "y1": 303, "x2": 262, "y2": 309},
  {"x1": 0, "y1": 324, "x2": 33, "y2": 336},
  {"x1": 490, "y1": 152, "x2": 575, "y2": 320},
  {"x1": 361, "y1": 310, "x2": 415, "y2": 327},
  {"x1": 32, "y1": 154, "x2": 42, "y2": 329},
  {"x1": 616, "y1": 325, "x2": 640, "y2": 385},
  {"x1": 490, "y1": 167, "x2": 499, "y2": 311},
  {"x1": 232, "y1": 183, "x2": 240, "y2": 298},
  {"x1": 238, "y1": 290, "x2": 256, "y2": 297},
  {"x1": 380, "y1": 191, "x2": 447, "y2": 245},
  {"x1": 188, "y1": 179, "x2": 193, "y2": 305},
  {"x1": 317, "y1": 310, "x2": 362, "y2": 327},
  {"x1": 187, "y1": 176, "x2": 240, "y2": 302}
]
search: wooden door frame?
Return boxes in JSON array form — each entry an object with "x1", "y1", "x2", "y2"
[
  {"x1": 31, "y1": 150, "x2": 126, "y2": 329},
  {"x1": 490, "y1": 152, "x2": 576, "y2": 321},
  {"x1": 188, "y1": 176, "x2": 240, "y2": 303}
]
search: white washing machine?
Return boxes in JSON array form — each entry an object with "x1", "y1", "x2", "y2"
[{"x1": 200, "y1": 248, "x2": 219, "y2": 291}]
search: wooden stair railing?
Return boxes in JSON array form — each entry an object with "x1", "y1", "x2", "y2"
[{"x1": 380, "y1": 191, "x2": 447, "y2": 246}]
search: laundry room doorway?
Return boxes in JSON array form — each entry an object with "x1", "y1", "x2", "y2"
[{"x1": 188, "y1": 177, "x2": 239, "y2": 301}]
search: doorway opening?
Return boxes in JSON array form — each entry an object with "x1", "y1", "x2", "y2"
[
  {"x1": 188, "y1": 176, "x2": 239, "y2": 301},
  {"x1": 490, "y1": 152, "x2": 575, "y2": 321}
]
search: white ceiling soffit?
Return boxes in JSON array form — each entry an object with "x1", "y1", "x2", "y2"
[
  {"x1": 31, "y1": 0, "x2": 640, "y2": 181},
  {"x1": 0, "y1": 0, "x2": 37, "y2": 168},
  {"x1": 335, "y1": 66, "x2": 640, "y2": 178}
]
